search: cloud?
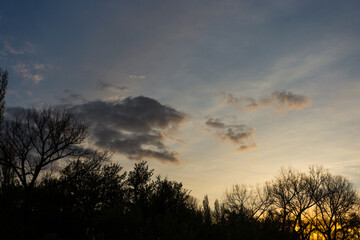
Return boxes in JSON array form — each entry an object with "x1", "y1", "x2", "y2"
[
  {"x1": 219, "y1": 91, "x2": 257, "y2": 106},
  {"x1": 237, "y1": 102, "x2": 259, "y2": 111},
  {"x1": 1, "y1": 39, "x2": 46, "y2": 84},
  {"x1": 97, "y1": 80, "x2": 128, "y2": 92},
  {"x1": 237, "y1": 143, "x2": 258, "y2": 152},
  {"x1": 12, "y1": 63, "x2": 45, "y2": 84},
  {"x1": 33, "y1": 63, "x2": 45, "y2": 70},
  {"x1": 222, "y1": 125, "x2": 255, "y2": 144},
  {"x1": 3, "y1": 40, "x2": 35, "y2": 55},
  {"x1": 69, "y1": 96, "x2": 188, "y2": 163},
  {"x1": 206, "y1": 118, "x2": 257, "y2": 152},
  {"x1": 205, "y1": 118, "x2": 226, "y2": 128},
  {"x1": 220, "y1": 90, "x2": 312, "y2": 112},
  {"x1": 218, "y1": 91, "x2": 259, "y2": 110},
  {"x1": 128, "y1": 74, "x2": 146, "y2": 79},
  {"x1": 260, "y1": 90, "x2": 313, "y2": 111},
  {"x1": 93, "y1": 124, "x2": 179, "y2": 162},
  {"x1": 56, "y1": 89, "x2": 86, "y2": 104}
]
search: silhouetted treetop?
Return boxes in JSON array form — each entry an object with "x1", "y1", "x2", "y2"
[
  {"x1": 0, "y1": 69, "x2": 8, "y2": 125},
  {"x1": 0, "y1": 107, "x2": 89, "y2": 189}
]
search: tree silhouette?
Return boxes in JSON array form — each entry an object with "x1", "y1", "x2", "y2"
[
  {"x1": 0, "y1": 68, "x2": 11, "y2": 189},
  {"x1": 213, "y1": 199, "x2": 222, "y2": 223},
  {"x1": 267, "y1": 168, "x2": 298, "y2": 232},
  {"x1": 224, "y1": 184, "x2": 271, "y2": 221},
  {"x1": 59, "y1": 150, "x2": 126, "y2": 239},
  {"x1": 203, "y1": 195, "x2": 211, "y2": 225},
  {"x1": 126, "y1": 161, "x2": 154, "y2": 205},
  {"x1": 0, "y1": 68, "x2": 8, "y2": 125},
  {"x1": 0, "y1": 107, "x2": 89, "y2": 190},
  {"x1": 314, "y1": 174, "x2": 358, "y2": 240}
]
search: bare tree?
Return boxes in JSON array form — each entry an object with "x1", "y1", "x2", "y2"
[
  {"x1": 0, "y1": 69, "x2": 10, "y2": 188},
  {"x1": 266, "y1": 166, "x2": 360, "y2": 240},
  {"x1": 0, "y1": 107, "x2": 89, "y2": 190},
  {"x1": 224, "y1": 183, "x2": 271, "y2": 221},
  {"x1": 282, "y1": 166, "x2": 329, "y2": 240},
  {"x1": 0, "y1": 68, "x2": 8, "y2": 125},
  {"x1": 267, "y1": 168, "x2": 298, "y2": 232},
  {"x1": 314, "y1": 174, "x2": 358, "y2": 240}
]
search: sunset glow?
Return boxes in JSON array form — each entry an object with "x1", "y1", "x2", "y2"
[{"x1": 1, "y1": 0, "x2": 359, "y2": 204}]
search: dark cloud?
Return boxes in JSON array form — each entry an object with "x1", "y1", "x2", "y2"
[
  {"x1": 97, "y1": 80, "x2": 128, "y2": 92},
  {"x1": 260, "y1": 90, "x2": 312, "y2": 111},
  {"x1": 56, "y1": 89, "x2": 86, "y2": 104},
  {"x1": 223, "y1": 125, "x2": 255, "y2": 144},
  {"x1": 4, "y1": 106, "x2": 25, "y2": 116},
  {"x1": 220, "y1": 90, "x2": 312, "y2": 112},
  {"x1": 93, "y1": 125, "x2": 178, "y2": 162},
  {"x1": 69, "y1": 96, "x2": 188, "y2": 163},
  {"x1": 206, "y1": 118, "x2": 257, "y2": 152},
  {"x1": 206, "y1": 118, "x2": 226, "y2": 128}
]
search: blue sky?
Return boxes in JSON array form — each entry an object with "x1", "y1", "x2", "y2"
[{"x1": 1, "y1": 0, "x2": 360, "y2": 202}]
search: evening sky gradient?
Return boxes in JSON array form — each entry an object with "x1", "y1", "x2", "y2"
[{"x1": 1, "y1": 0, "x2": 360, "y2": 201}]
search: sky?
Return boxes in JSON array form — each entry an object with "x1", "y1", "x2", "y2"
[{"x1": 1, "y1": 0, "x2": 360, "y2": 203}]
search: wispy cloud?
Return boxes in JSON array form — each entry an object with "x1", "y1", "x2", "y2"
[
  {"x1": 3, "y1": 40, "x2": 35, "y2": 55},
  {"x1": 219, "y1": 90, "x2": 312, "y2": 112},
  {"x1": 33, "y1": 63, "x2": 45, "y2": 70},
  {"x1": 128, "y1": 74, "x2": 146, "y2": 79},
  {"x1": 12, "y1": 63, "x2": 44, "y2": 84},
  {"x1": 206, "y1": 118, "x2": 257, "y2": 152},
  {"x1": 69, "y1": 96, "x2": 188, "y2": 163}
]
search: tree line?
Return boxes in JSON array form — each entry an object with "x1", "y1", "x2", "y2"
[{"x1": 0, "y1": 69, "x2": 359, "y2": 239}]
